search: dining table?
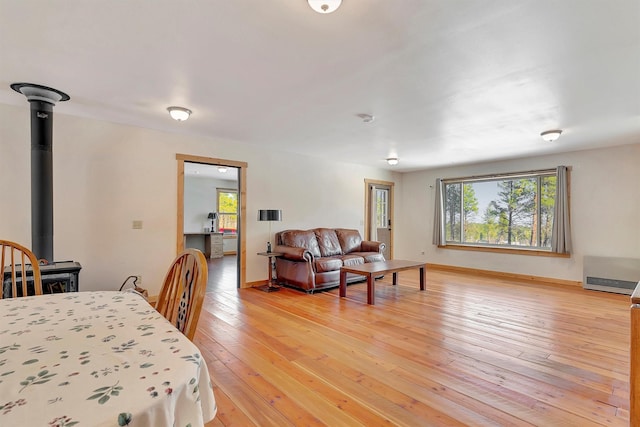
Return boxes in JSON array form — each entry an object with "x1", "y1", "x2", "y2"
[{"x1": 0, "y1": 290, "x2": 217, "y2": 426}]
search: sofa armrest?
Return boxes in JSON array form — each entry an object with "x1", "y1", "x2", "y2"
[
  {"x1": 274, "y1": 245, "x2": 313, "y2": 262},
  {"x1": 361, "y1": 240, "x2": 385, "y2": 254}
]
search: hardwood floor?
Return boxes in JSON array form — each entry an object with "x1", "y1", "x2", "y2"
[
  {"x1": 207, "y1": 255, "x2": 238, "y2": 291},
  {"x1": 198, "y1": 268, "x2": 630, "y2": 426}
]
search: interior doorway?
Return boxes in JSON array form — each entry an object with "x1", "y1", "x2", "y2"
[
  {"x1": 364, "y1": 179, "x2": 394, "y2": 259},
  {"x1": 176, "y1": 154, "x2": 248, "y2": 288}
]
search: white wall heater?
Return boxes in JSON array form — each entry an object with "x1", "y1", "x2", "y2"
[{"x1": 583, "y1": 256, "x2": 640, "y2": 295}]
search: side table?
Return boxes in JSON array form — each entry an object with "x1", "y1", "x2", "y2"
[{"x1": 256, "y1": 251, "x2": 283, "y2": 292}]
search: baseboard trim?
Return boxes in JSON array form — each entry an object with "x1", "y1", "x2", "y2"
[
  {"x1": 246, "y1": 279, "x2": 270, "y2": 288},
  {"x1": 244, "y1": 267, "x2": 581, "y2": 289},
  {"x1": 426, "y1": 263, "x2": 582, "y2": 287}
]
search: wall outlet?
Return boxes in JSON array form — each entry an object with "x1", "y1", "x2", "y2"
[
  {"x1": 135, "y1": 275, "x2": 142, "y2": 285},
  {"x1": 421, "y1": 250, "x2": 425, "y2": 255},
  {"x1": 132, "y1": 220, "x2": 143, "y2": 229}
]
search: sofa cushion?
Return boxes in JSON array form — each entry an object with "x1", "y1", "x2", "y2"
[
  {"x1": 314, "y1": 256, "x2": 343, "y2": 273},
  {"x1": 315, "y1": 228, "x2": 343, "y2": 257},
  {"x1": 335, "y1": 228, "x2": 362, "y2": 254},
  {"x1": 341, "y1": 254, "x2": 365, "y2": 266},
  {"x1": 350, "y1": 252, "x2": 385, "y2": 263},
  {"x1": 281, "y1": 229, "x2": 321, "y2": 258}
]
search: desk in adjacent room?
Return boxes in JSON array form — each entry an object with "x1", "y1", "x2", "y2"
[{"x1": 184, "y1": 232, "x2": 223, "y2": 259}]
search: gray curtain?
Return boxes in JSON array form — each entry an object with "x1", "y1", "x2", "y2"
[
  {"x1": 432, "y1": 178, "x2": 445, "y2": 246},
  {"x1": 551, "y1": 166, "x2": 572, "y2": 253}
]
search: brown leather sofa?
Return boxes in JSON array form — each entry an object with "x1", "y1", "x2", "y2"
[{"x1": 274, "y1": 228, "x2": 385, "y2": 293}]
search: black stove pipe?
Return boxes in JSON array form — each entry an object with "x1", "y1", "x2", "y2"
[
  {"x1": 11, "y1": 83, "x2": 70, "y2": 262},
  {"x1": 29, "y1": 99, "x2": 55, "y2": 262}
]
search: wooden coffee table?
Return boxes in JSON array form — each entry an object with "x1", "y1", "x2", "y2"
[{"x1": 339, "y1": 259, "x2": 426, "y2": 305}]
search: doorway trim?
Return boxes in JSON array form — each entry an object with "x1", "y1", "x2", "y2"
[
  {"x1": 364, "y1": 178, "x2": 395, "y2": 259},
  {"x1": 176, "y1": 153, "x2": 248, "y2": 288}
]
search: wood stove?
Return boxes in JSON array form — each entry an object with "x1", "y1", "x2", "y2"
[
  {"x1": 2, "y1": 261, "x2": 81, "y2": 298},
  {"x1": 9, "y1": 83, "x2": 82, "y2": 295}
]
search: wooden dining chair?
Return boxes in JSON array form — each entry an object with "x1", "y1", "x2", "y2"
[
  {"x1": 0, "y1": 239, "x2": 43, "y2": 298},
  {"x1": 156, "y1": 248, "x2": 208, "y2": 341}
]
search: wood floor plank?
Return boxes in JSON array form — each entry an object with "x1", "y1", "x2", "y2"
[
  {"x1": 198, "y1": 303, "x2": 390, "y2": 425},
  {"x1": 197, "y1": 268, "x2": 630, "y2": 426}
]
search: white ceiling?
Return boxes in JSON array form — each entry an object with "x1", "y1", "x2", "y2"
[{"x1": 1, "y1": 1, "x2": 639, "y2": 172}]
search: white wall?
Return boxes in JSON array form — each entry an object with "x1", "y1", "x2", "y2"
[
  {"x1": 5, "y1": 99, "x2": 634, "y2": 290},
  {"x1": 0, "y1": 103, "x2": 398, "y2": 294},
  {"x1": 184, "y1": 175, "x2": 238, "y2": 254},
  {"x1": 184, "y1": 175, "x2": 237, "y2": 233},
  {"x1": 395, "y1": 143, "x2": 640, "y2": 282}
]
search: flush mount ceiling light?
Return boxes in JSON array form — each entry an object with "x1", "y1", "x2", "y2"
[
  {"x1": 167, "y1": 106, "x2": 192, "y2": 121},
  {"x1": 218, "y1": 166, "x2": 228, "y2": 173},
  {"x1": 386, "y1": 157, "x2": 399, "y2": 166},
  {"x1": 540, "y1": 129, "x2": 562, "y2": 142},
  {"x1": 308, "y1": 0, "x2": 342, "y2": 14}
]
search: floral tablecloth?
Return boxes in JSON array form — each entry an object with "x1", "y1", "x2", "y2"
[{"x1": 0, "y1": 291, "x2": 216, "y2": 426}]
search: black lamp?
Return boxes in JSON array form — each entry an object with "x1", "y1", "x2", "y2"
[
  {"x1": 207, "y1": 212, "x2": 217, "y2": 232},
  {"x1": 258, "y1": 209, "x2": 282, "y2": 252}
]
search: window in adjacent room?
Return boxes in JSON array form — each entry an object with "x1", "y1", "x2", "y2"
[
  {"x1": 217, "y1": 188, "x2": 238, "y2": 235},
  {"x1": 438, "y1": 168, "x2": 566, "y2": 251}
]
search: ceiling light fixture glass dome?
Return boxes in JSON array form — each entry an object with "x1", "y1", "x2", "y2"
[
  {"x1": 308, "y1": 0, "x2": 342, "y2": 14},
  {"x1": 386, "y1": 157, "x2": 399, "y2": 166},
  {"x1": 540, "y1": 129, "x2": 562, "y2": 142},
  {"x1": 167, "y1": 106, "x2": 192, "y2": 121}
]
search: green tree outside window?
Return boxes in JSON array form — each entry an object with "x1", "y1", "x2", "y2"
[{"x1": 217, "y1": 189, "x2": 238, "y2": 234}]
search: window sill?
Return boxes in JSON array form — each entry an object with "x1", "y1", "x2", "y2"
[{"x1": 437, "y1": 244, "x2": 570, "y2": 258}]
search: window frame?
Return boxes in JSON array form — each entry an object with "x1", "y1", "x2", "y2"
[
  {"x1": 439, "y1": 168, "x2": 568, "y2": 257},
  {"x1": 373, "y1": 187, "x2": 389, "y2": 229},
  {"x1": 216, "y1": 187, "x2": 238, "y2": 235}
]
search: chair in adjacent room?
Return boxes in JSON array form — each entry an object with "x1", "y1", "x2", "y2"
[
  {"x1": 0, "y1": 239, "x2": 43, "y2": 298},
  {"x1": 155, "y1": 248, "x2": 208, "y2": 341}
]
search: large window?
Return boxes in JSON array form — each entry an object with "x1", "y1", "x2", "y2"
[
  {"x1": 217, "y1": 188, "x2": 238, "y2": 235},
  {"x1": 442, "y1": 170, "x2": 558, "y2": 250}
]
